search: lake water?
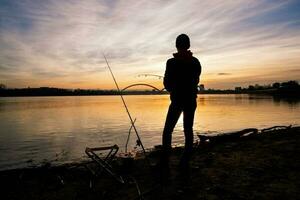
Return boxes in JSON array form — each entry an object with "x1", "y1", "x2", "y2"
[{"x1": 0, "y1": 94, "x2": 299, "y2": 170}]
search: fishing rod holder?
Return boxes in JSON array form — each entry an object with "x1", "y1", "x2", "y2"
[{"x1": 85, "y1": 144, "x2": 124, "y2": 184}]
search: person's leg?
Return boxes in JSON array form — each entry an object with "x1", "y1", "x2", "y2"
[
  {"x1": 181, "y1": 99, "x2": 197, "y2": 166},
  {"x1": 162, "y1": 102, "x2": 182, "y2": 160},
  {"x1": 158, "y1": 102, "x2": 182, "y2": 183}
]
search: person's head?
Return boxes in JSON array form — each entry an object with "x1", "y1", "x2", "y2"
[{"x1": 176, "y1": 34, "x2": 190, "y2": 51}]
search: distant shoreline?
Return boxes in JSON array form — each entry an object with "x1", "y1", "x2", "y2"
[
  {"x1": 0, "y1": 91, "x2": 299, "y2": 97},
  {"x1": 0, "y1": 80, "x2": 299, "y2": 97}
]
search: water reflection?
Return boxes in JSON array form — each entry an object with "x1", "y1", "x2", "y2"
[
  {"x1": 272, "y1": 95, "x2": 300, "y2": 107},
  {"x1": 0, "y1": 94, "x2": 299, "y2": 170}
]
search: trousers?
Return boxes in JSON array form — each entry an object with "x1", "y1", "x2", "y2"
[{"x1": 162, "y1": 98, "x2": 197, "y2": 163}]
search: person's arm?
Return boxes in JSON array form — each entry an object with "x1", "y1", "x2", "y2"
[
  {"x1": 163, "y1": 59, "x2": 172, "y2": 92},
  {"x1": 194, "y1": 59, "x2": 202, "y2": 86}
]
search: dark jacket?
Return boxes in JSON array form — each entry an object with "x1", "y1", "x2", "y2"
[{"x1": 163, "y1": 50, "x2": 201, "y2": 101}]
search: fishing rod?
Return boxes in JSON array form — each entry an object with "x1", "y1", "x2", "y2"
[
  {"x1": 122, "y1": 83, "x2": 164, "y2": 92},
  {"x1": 138, "y1": 74, "x2": 164, "y2": 79},
  {"x1": 137, "y1": 73, "x2": 203, "y2": 92},
  {"x1": 122, "y1": 74, "x2": 166, "y2": 92},
  {"x1": 125, "y1": 118, "x2": 136, "y2": 153},
  {"x1": 103, "y1": 54, "x2": 147, "y2": 158}
]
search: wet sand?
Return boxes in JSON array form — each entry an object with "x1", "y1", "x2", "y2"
[{"x1": 1, "y1": 126, "x2": 300, "y2": 200}]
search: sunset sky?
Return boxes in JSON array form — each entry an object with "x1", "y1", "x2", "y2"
[{"x1": 1, "y1": 0, "x2": 300, "y2": 89}]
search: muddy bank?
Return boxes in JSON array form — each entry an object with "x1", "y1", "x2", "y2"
[{"x1": 1, "y1": 126, "x2": 300, "y2": 200}]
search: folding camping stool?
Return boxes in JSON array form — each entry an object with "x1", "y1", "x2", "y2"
[{"x1": 85, "y1": 144, "x2": 124, "y2": 184}]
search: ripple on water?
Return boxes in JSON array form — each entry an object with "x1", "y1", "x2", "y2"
[{"x1": 0, "y1": 95, "x2": 299, "y2": 170}]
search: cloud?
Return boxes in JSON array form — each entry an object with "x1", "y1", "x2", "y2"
[
  {"x1": 0, "y1": 0, "x2": 300, "y2": 88},
  {"x1": 217, "y1": 73, "x2": 231, "y2": 76}
]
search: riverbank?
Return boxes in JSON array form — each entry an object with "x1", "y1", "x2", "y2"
[{"x1": 1, "y1": 126, "x2": 300, "y2": 200}]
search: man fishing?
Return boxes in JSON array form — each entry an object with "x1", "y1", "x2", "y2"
[{"x1": 162, "y1": 34, "x2": 201, "y2": 169}]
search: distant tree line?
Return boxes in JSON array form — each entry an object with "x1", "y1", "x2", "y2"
[
  {"x1": 0, "y1": 80, "x2": 299, "y2": 97},
  {"x1": 200, "y1": 80, "x2": 300, "y2": 96},
  {"x1": 234, "y1": 80, "x2": 299, "y2": 96},
  {"x1": 244, "y1": 80, "x2": 299, "y2": 91},
  {"x1": 0, "y1": 83, "x2": 6, "y2": 90},
  {"x1": 0, "y1": 86, "x2": 166, "y2": 97}
]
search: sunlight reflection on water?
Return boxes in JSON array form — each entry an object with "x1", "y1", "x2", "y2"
[{"x1": 0, "y1": 94, "x2": 299, "y2": 170}]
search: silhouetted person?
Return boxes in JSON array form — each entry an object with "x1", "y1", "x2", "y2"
[{"x1": 162, "y1": 34, "x2": 201, "y2": 169}]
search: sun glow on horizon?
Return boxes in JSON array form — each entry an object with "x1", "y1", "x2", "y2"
[{"x1": 1, "y1": 0, "x2": 300, "y2": 90}]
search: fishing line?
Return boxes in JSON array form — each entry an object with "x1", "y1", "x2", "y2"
[
  {"x1": 122, "y1": 83, "x2": 164, "y2": 92},
  {"x1": 125, "y1": 118, "x2": 136, "y2": 153}
]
